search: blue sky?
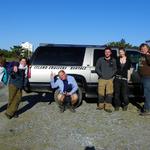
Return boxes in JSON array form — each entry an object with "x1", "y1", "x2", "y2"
[{"x1": 0, "y1": 0, "x2": 150, "y2": 50}]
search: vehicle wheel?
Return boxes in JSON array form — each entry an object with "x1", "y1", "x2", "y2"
[
  {"x1": 54, "y1": 89, "x2": 60, "y2": 106},
  {"x1": 73, "y1": 87, "x2": 83, "y2": 108}
]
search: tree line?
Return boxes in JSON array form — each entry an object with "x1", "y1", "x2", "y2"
[
  {"x1": 0, "y1": 45, "x2": 32, "y2": 61},
  {"x1": 107, "y1": 39, "x2": 138, "y2": 49}
]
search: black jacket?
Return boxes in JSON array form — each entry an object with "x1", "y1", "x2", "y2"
[
  {"x1": 9, "y1": 63, "x2": 26, "y2": 89},
  {"x1": 116, "y1": 57, "x2": 131, "y2": 78}
]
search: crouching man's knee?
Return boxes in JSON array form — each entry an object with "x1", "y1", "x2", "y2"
[
  {"x1": 71, "y1": 93, "x2": 78, "y2": 105},
  {"x1": 57, "y1": 93, "x2": 65, "y2": 103}
]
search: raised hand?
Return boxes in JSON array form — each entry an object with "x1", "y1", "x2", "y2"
[
  {"x1": 50, "y1": 71, "x2": 56, "y2": 80},
  {"x1": 13, "y1": 66, "x2": 18, "y2": 73}
]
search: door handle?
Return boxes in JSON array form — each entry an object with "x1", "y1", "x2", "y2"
[{"x1": 91, "y1": 70, "x2": 96, "y2": 73}]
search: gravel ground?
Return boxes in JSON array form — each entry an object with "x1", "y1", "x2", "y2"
[{"x1": 0, "y1": 86, "x2": 150, "y2": 150}]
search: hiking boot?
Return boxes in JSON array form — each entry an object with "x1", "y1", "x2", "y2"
[
  {"x1": 13, "y1": 113, "x2": 19, "y2": 118},
  {"x1": 69, "y1": 106, "x2": 76, "y2": 113},
  {"x1": 114, "y1": 107, "x2": 119, "y2": 111},
  {"x1": 96, "y1": 103, "x2": 105, "y2": 110},
  {"x1": 140, "y1": 111, "x2": 150, "y2": 116},
  {"x1": 104, "y1": 103, "x2": 113, "y2": 113},
  {"x1": 59, "y1": 105, "x2": 65, "y2": 113},
  {"x1": 105, "y1": 109, "x2": 112, "y2": 113},
  {"x1": 5, "y1": 112, "x2": 13, "y2": 119},
  {"x1": 122, "y1": 106, "x2": 128, "y2": 111}
]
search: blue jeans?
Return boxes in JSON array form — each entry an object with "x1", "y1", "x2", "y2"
[{"x1": 142, "y1": 77, "x2": 150, "y2": 111}]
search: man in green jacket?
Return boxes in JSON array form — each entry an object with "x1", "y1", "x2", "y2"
[{"x1": 5, "y1": 57, "x2": 27, "y2": 119}]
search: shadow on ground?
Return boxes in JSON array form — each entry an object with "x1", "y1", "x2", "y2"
[
  {"x1": 84, "y1": 146, "x2": 96, "y2": 150},
  {"x1": 17, "y1": 92, "x2": 54, "y2": 115},
  {"x1": 0, "y1": 92, "x2": 145, "y2": 115},
  {"x1": 0, "y1": 103, "x2": 7, "y2": 113},
  {"x1": 129, "y1": 97, "x2": 145, "y2": 111},
  {"x1": 84, "y1": 96, "x2": 144, "y2": 111},
  {"x1": 0, "y1": 92, "x2": 54, "y2": 115}
]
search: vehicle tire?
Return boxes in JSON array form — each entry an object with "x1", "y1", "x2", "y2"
[
  {"x1": 74, "y1": 87, "x2": 83, "y2": 108},
  {"x1": 23, "y1": 79, "x2": 31, "y2": 93},
  {"x1": 54, "y1": 89, "x2": 60, "y2": 106}
]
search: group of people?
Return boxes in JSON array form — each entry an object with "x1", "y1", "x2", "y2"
[
  {"x1": 95, "y1": 47, "x2": 131, "y2": 112},
  {"x1": 0, "y1": 43, "x2": 150, "y2": 119},
  {"x1": 51, "y1": 47, "x2": 131, "y2": 114},
  {"x1": 97, "y1": 44, "x2": 150, "y2": 115},
  {"x1": 51, "y1": 44, "x2": 150, "y2": 116}
]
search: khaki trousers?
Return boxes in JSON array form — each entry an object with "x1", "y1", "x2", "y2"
[
  {"x1": 98, "y1": 79, "x2": 113, "y2": 104},
  {"x1": 6, "y1": 84, "x2": 22, "y2": 116}
]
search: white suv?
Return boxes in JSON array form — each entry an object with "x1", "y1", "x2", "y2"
[{"x1": 27, "y1": 43, "x2": 142, "y2": 99}]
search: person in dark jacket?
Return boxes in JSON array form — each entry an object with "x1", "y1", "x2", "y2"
[
  {"x1": 138, "y1": 43, "x2": 150, "y2": 116},
  {"x1": 5, "y1": 57, "x2": 27, "y2": 119},
  {"x1": 114, "y1": 47, "x2": 131, "y2": 111},
  {"x1": 95, "y1": 47, "x2": 117, "y2": 112}
]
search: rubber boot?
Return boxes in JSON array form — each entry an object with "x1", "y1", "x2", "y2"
[
  {"x1": 96, "y1": 103, "x2": 105, "y2": 110},
  {"x1": 105, "y1": 103, "x2": 113, "y2": 113}
]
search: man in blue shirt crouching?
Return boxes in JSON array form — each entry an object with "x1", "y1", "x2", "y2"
[{"x1": 50, "y1": 70, "x2": 78, "y2": 113}]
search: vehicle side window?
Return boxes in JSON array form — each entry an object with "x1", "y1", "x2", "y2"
[
  {"x1": 93, "y1": 49, "x2": 117, "y2": 66},
  {"x1": 126, "y1": 51, "x2": 141, "y2": 69},
  {"x1": 32, "y1": 46, "x2": 85, "y2": 66}
]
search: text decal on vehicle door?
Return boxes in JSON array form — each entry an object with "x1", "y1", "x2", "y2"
[{"x1": 33, "y1": 66, "x2": 87, "y2": 70}]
